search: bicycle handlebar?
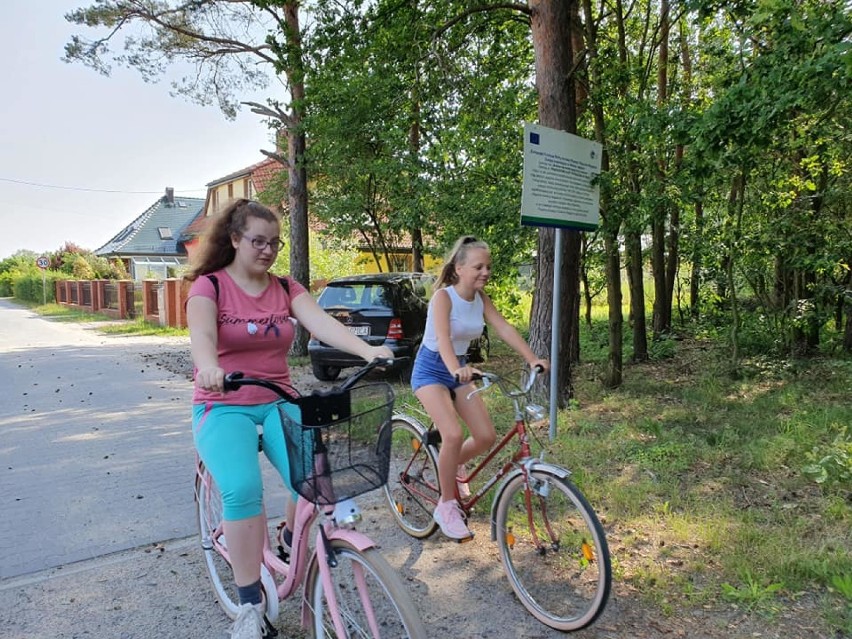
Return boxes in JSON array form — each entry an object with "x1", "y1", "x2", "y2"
[
  {"x1": 463, "y1": 364, "x2": 544, "y2": 399},
  {"x1": 223, "y1": 357, "x2": 394, "y2": 400}
]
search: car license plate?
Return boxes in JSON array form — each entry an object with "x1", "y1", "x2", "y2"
[{"x1": 349, "y1": 326, "x2": 370, "y2": 336}]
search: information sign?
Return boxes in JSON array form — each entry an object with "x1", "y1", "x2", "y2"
[{"x1": 520, "y1": 123, "x2": 602, "y2": 231}]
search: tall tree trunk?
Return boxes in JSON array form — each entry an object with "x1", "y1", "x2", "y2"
[
  {"x1": 651, "y1": 0, "x2": 671, "y2": 339},
  {"x1": 626, "y1": 230, "x2": 649, "y2": 361},
  {"x1": 665, "y1": 201, "x2": 680, "y2": 326},
  {"x1": 651, "y1": 213, "x2": 669, "y2": 338},
  {"x1": 844, "y1": 267, "x2": 852, "y2": 353},
  {"x1": 284, "y1": 2, "x2": 309, "y2": 356},
  {"x1": 528, "y1": 0, "x2": 579, "y2": 407},
  {"x1": 603, "y1": 231, "x2": 623, "y2": 386},
  {"x1": 581, "y1": 235, "x2": 593, "y2": 328},
  {"x1": 726, "y1": 172, "x2": 745, "y2": 367},
  {"x1": 408, "y1": 83, "x2": 425, "y2": 273},
  {"x1": 689, "y1": 200, "x2": 703, "y2": 319},
  {"x1": 583, "y1": 0, "x2": 622, "y2": 386}
]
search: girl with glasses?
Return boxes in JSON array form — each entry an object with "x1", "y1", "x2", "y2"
[{"x1": 184, "y1": 199, "x2": 393, "y2": 639}]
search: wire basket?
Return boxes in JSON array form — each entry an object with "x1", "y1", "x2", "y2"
[{"x1": 280, "y1": 382, "x2": 394, "y2": 506}]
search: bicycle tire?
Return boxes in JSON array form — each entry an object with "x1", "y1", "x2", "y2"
[
  {"x1": 305, "y1": 541, "x2": 427, "y2": 639},
  {"x1": 196, "y1": 466, "x2": 278, "y2": 621},
  {"x1": 383, "y1": 416, "x2": 440, "y2": 539},
  {"x1": 494, "y1": 468, "x2": 611, "y2": 631}
]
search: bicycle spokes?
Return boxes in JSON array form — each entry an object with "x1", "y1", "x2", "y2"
[{"x1": 496, "y1": 469, "x2": 611, "y2": 631}]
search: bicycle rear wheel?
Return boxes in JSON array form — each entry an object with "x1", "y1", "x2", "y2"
[
  {"x1": 305, "y1": 541, "x2": 427, "y2": 639},
  {"x1": 383, "y1": 416, "x2": 440, "y2": 538},
  {"x1": 494, "y1": 468, "x2": 611, "y2": 631}
]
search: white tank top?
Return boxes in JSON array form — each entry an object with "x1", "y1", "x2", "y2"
[{"x1": 422, "y1": 286, "x2": 485, "y2": 355}]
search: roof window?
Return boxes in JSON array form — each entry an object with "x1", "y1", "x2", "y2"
[{"x1": 158, "y1": 227, "x2": 174, "y2": 240}]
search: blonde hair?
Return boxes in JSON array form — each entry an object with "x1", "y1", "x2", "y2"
[
  {"x1": 436, "y1": 235, "x2": 490, "y2": 288},
  {"x1": 184, "y1": 199, "x2": 280, "y2": 281}
]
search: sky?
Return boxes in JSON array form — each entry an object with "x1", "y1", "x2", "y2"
[{"x1": 0, "y1": 1, "x2": 279, "y2": 261}]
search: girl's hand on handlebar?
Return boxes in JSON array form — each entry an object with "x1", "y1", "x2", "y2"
[
  {"x1": 454, "y1": 364, "x2": 483, "y2": 384},
  {"x1": 196, "y1": 366, "x2": 226, "y2": 393},
  {"x1": 528, "y1": 358, "x2": 550, "y2": 374},
  {"x1": 370, "y1": 345, "x2": 394, "y2": 364}
]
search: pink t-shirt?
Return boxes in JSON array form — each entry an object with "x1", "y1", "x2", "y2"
[{"x1": 188, "y1": 269, "x2": 308, "y2": 405}]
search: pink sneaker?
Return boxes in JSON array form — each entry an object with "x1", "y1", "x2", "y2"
[
  {"x1": 456, "y1": 464, "x2": 471, "y2": 499},
  {"x1": 433, "y1": 500, "x2": 473, "y2": 541}
]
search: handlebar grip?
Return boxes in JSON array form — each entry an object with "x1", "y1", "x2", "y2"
[
  {"x1": 222, "y1": 371, "x2": 244, "y2": 392},
  {"x1": 454, "y1": 372, "x2": 484, "y2": 382}
]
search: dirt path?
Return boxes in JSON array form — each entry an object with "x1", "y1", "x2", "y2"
[{"x1": 145, "y1": 339, "x2": 842, "y2": 639}]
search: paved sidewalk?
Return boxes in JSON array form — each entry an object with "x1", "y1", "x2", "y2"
[{"x1": 0, "y1": 300, "x2": 198, "y2": 579}]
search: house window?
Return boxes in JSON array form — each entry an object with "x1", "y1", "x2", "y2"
[
  {"x1": 158, "y1": 227, "x2": 174, "y2": 240},
  {"x1": 228, "y1": 183, "x2": 234, "y2": 198},
  {"x1": 243, "y1": 178, "x2": 250, "y2": 198}
]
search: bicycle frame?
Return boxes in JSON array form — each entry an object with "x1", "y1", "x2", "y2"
[
  {"x1": 397, "y1": 369, "x2": 549, "y2": 516},
  {"x1": 196, "y1": 450, "x2": 386, "y2": 629}
]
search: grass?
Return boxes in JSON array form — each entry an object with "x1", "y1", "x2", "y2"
[
  {"x1": 478, "y1": 323, "x2": 851, "y2": 636},
  {"x1": 27, "y1": 302, "x2": 189, "y2": 336}
]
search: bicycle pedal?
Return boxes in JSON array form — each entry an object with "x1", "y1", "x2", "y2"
[
  {"x1": 276, "y1": 546, "x2": 291, "y2": 563},
  {"x1": 457, "y1": 534, "x2": 475, "y2": 545}
]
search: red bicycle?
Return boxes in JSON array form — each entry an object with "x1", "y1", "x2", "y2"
[{"x1": 383, "y1": 364, "x2": 611, "y2": 632}]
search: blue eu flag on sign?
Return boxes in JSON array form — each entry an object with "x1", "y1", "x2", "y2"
[{"x1": 530, "y1": 132, "x2": 540, "y2": 145}]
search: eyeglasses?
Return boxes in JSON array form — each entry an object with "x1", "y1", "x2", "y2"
[{"x1": 242, "y1": 235, "x2": 283, "y2": 252}]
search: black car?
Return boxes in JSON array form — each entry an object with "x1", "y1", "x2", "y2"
[{"x1": 308, "y1": 272, "x2": 436, "y2": 381}]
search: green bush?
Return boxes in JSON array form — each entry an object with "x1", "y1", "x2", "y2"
[{"x1": 12, "y1": 272, "x2": 57, "y2": 304}]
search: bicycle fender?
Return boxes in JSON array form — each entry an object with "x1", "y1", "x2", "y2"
[
  {"x1": 326, "y1": 527, "x2": 377, "y2": 552},
  {"x1": 489, "y1": 461, "x2": 572, "y2": 542},
  {"x1": 298, "y1": 528, "x2": 378, "y2": 627}
]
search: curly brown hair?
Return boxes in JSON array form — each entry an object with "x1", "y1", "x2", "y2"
[
  {"x1": 436, "y1": 235, "x2": 490, "y2": 288},
  {"x1": 184, "y1": 199, "x2": 280, "y2": 282}
]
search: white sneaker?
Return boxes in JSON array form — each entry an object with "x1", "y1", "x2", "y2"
[
  {"x1": 232, "y1": 603, "x2": 263, "y2": 639},
  {"x1": 433, "y1": 499, "x2": 473, "y2": 541}
]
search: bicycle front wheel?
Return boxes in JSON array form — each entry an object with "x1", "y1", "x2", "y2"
[
  {"x1": 383, "y1": 416, "x2": 440, "y2": 539},
  {"x1": 305, "y1": 541, "x2": 427, "y2": 639},
  {"x1": 494, "y1": 468, "x2": 611, "y2": 631}
]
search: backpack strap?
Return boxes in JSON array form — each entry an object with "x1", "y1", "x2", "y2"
[
  {"x1": 207, "y1": 274, "x2": 220, "y2": 300},
  {"x1": 205, "y1": 273, "x2": 289, "y2": 300}
]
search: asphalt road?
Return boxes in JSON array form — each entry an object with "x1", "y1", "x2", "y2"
[{"x1": 0, "y1": 299, "x2": 286, "y2": 638}]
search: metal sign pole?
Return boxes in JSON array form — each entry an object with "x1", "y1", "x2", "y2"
[{"x1": 549, "y1": 229, "x2": 562, "y2": 441}]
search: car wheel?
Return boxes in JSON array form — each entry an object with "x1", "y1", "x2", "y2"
[{"x1": 312, "y1": 361, "x2": 341, "y2": 382}]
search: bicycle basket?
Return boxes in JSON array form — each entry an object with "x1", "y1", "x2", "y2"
[{"x1": 281, "y1": 382, "x2": 394, "y2": 506}]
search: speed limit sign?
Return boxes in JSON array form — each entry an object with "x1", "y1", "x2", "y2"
[{"x1": 36, "y1": 256, "x2": 49, "y2": 269}]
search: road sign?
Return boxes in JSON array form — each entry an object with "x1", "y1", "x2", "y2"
[{"x1": 36, "y1": 256, "x2": 49, "y2": 269}]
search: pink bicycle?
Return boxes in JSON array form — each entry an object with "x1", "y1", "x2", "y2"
[{"x1": 195, "y1": 358, "x2": 427, "y2": 638}]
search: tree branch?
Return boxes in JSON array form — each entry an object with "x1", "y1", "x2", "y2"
[
  {"x1": 433, "y1": 2, "x2": 531, "y2": 40},
  {"x1": 242, "y1": 100, "x2": 294, "y2": 128}
]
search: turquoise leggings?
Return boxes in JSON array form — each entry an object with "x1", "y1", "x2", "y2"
[{"x1": 193, "y1": 401, "x2": 300, "y2": 521}]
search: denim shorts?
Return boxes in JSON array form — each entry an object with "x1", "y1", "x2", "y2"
[{"x1": 410, "y1": 346, "x2": 467, "y2": 392}]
